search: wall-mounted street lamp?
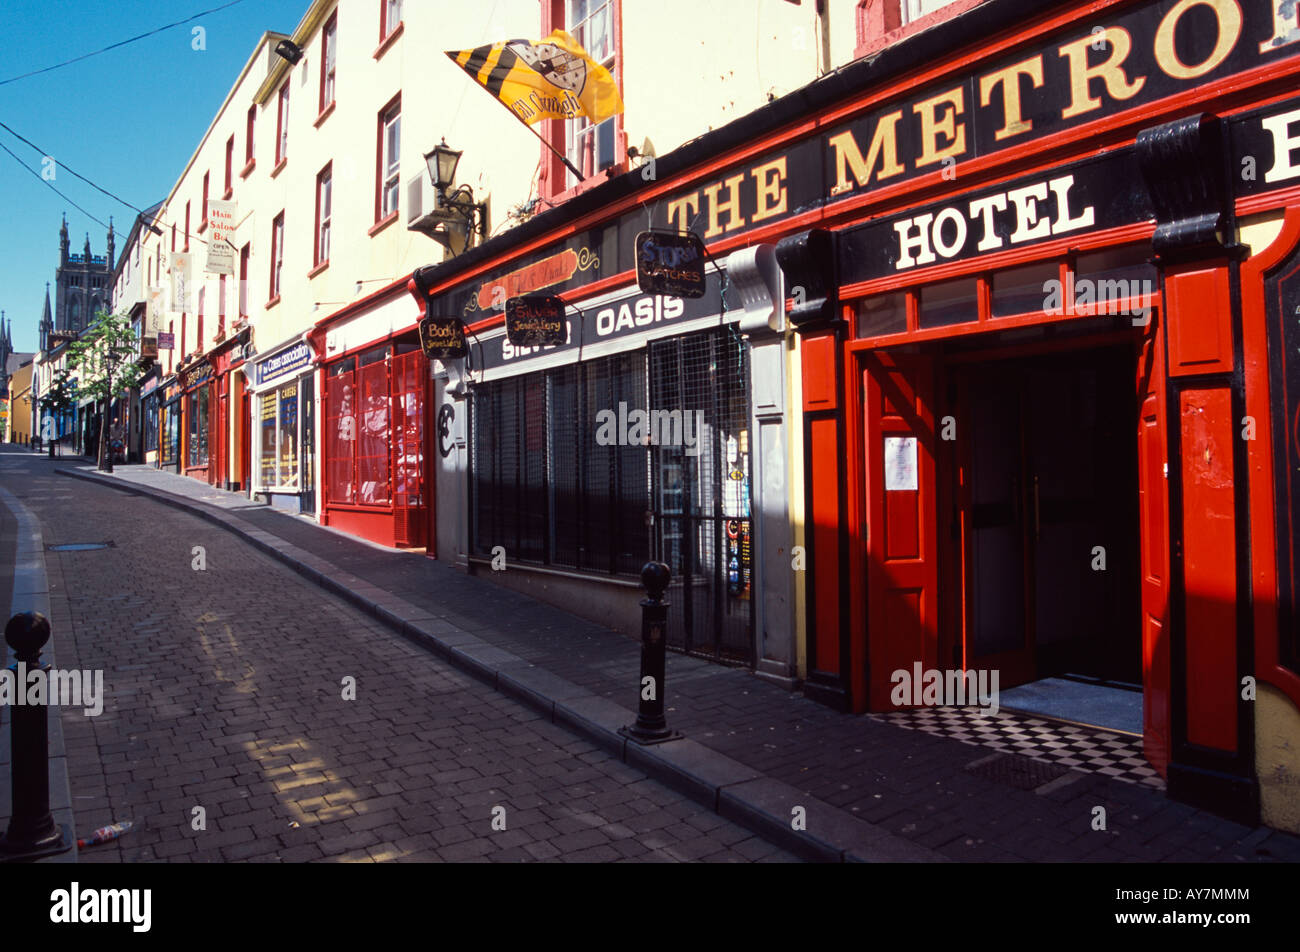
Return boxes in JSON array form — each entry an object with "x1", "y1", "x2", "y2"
[
  {"x1": 422, "y1": 139, "x2": 488, "y2": 255},
  {"x1": 274, "y1": 39, "x2": 303, "y2": 65}
]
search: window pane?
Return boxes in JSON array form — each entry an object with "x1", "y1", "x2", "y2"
[
  {"x1": 357, "y1": 361, "x2": 390, "y2": 504},
  {"x1": 856, "y1": 292, "x2": 907, "y2": 337},
  {"x1": 596, "y1": 117, "x2": 615, "y2": 171},
  {"x1": 992, "y1": 261, "x2": 1059, "y2": 317},
  {"x1": 919, "y1": 277, "x2": 978, "y2": 328},
  {"x1": 279, "y1": 383, "x2": 299, "y2": 488},
  {"x1": 326, "y1": 367, "x2": 356, "y2": 504},
  {"x1": 260, "y1": 392, "x2": 277, "y2": 487},
  {"x1": 1075, "y1": 244, "x2": 1157, "y2": 291}
]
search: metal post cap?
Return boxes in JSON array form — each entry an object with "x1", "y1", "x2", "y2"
[
  {"x1": 5, "y1": 612, "x2": 51, "y2": 658},
  {"x1": 641, "y1": 561, "x2": 670, "y2": 598}
]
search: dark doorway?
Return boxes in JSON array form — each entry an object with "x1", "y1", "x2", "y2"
[{"x1": 956, "y1": 345, "x2": 1141, "y2": 688}]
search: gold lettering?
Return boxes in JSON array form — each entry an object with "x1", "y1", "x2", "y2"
[
  {"x1": 702, "y1": 173, "x2": 746, "y2": 239},
  {"x1": 1058, "y1": 28, "x2": 1146, "y2": 120},
  {"x1": 750, "y1": 157, "x2": 788, "y2": 223},
  {"x1": 827, "y1": 112, "x2": 904, "y2": 196},
  {"x1": 1154, "y1": 0, "x2": 1241, "y2": 80},
  {"x1": 914, "y1": 86, "x2": 967, "y2": 168},
  {"x1": 666, "y1": 193, "x2": 700, "y2": 233},
  {"x1": 979, "y1": 55, "x2": 1045, "y2": 141}
]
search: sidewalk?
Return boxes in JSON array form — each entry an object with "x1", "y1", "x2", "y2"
[{"x1": 57, "y1": 463, "x2": 1300, "y2": 862}]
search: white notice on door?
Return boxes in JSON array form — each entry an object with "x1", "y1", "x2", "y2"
[{"x1": 884, "y1": 436, "x2": 917, "y2": 491}]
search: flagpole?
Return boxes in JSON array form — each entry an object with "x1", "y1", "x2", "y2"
[{"x1": 520, "y1": 118, "x2": 585, "y2": 183}]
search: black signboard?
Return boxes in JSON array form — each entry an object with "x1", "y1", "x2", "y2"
[
  {"x1": 419, "y1": 316, "x2": 467, "y2": 360},
  {"x1": 837, "y1": 149, "x2": 1152, "y2": 284},
  {"x1": 636, "y1": 231, "x2": 707, "y2": 299},
  {"x1": 505, "y1": 295, "x2": 567, "y2": 346}
]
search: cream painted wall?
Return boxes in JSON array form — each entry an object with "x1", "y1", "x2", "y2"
[{"x1": 623, "y1": 0, "x2": 862, "y2": 160}]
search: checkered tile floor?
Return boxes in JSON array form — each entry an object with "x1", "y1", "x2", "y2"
[{"x1": 868, "y1": 705, "x2": 1165, "y2": 789}]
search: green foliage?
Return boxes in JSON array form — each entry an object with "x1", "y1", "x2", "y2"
[
  {"x1": 65, "y1": 308, "x2": 143, "y2": 402},
  {"x1": 39, "y1": 365, "x2": 76, "y2": 413}
]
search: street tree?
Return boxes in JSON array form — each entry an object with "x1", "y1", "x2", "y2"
[
  {"x1": 66, "y1": 308, "x2": 142, "y2": 472},
  {"x1": 38, "y1": 365, "x2": 76, "y2": 459}
]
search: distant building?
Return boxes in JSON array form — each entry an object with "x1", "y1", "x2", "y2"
[{"x1": 40, "y1": 214, "x2": 115, "y2": 351}]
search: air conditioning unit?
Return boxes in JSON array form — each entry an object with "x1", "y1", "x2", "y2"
[{"x1": 407, "y1": 176, "x2": 460, "y2": 238}]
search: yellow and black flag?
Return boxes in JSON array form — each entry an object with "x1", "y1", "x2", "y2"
[{"x1": 446, "y1": 30, "x2": 624, "y2": 128}]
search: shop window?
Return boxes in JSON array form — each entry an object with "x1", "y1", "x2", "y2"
[
  {"x1": 992, "y1": 260, "x2": 1060, "y2": 318},
  {"x1": 357, "y1": 355, "x2": 391, "y2": 505},
  {"x1": 919, "y1": 277, "x2": 978, "y2": 328},
  {"x1": 187, "y1": 386, "x2": 209, "y2": 467},
  {"x1": 1075, "y1": 244, "x2": 1157, "y2": 296},
  {"x1": 326, "y1": 359, "x2": 358, "y2": 505},
  {"x1": 856, "y1": 292, "x2": 908, "y2": 337},
  {"x1": 259, "y1": 382, "x2": 302, "y2": 490}
]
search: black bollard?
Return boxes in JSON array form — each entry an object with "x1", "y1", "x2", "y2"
[
  {"x1": 621, "y1": 562, "x2": 681, "y2": 745},
  {"x1": 0, "y1": 612, "x2": 73, "y2": 860}
]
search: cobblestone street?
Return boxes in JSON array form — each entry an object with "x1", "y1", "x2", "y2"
[{"x1": 0, "y1": 451, "x2": 796, "y2": 862}]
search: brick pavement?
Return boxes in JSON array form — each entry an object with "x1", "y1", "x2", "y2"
[
  {"x1": 0, "y1": 451, "x2": 796, "y2": 862},
  {"x1": 46, "y1": 456, "x2": 1300, "y2": 862}
]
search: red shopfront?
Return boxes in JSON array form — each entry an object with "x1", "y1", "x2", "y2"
[
  {"x1": 313, "y1": 297, "x2": 431, "y2": 549},
  {"x1": 759, "y1": 0, "x2": 1300, "y2": 825},
  {"x1": 179, "y1": 358, "x2": 215, "y2": 484}
]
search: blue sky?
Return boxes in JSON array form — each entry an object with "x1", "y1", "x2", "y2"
[{"x1": 0, "y1": 0, "x2": 309, "y2": 354}]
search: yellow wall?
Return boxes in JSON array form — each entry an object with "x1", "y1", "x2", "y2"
[{"x1": 1257, "y1": 683, "x2": 1300, "y2": 833}]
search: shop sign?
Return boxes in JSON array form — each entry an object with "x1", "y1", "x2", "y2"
[
  {"x1": 140, "y1": 374, "x2": 159, "y2": 397},
  {"x1": 505, "y1": 296, "x2": 567, "y2": 346},
  {"x1": 636, "y1": 231, "x2": 707, "y2": 299},
  {"x1": 205, "y1": 201, "x2": 237, "y2": 276},
  {"x1": 419, "y1": 316, "x2": 468, "y2": 360},
  {"x1": 169, "y1": 253, "x2": 192, "y2": 312},
  {"x1": 479, "y1": 270, "x2": 731, "y2": 373},
  {"x1": 157, "y1": 332, "x2": 175, "y2": 350},
  {"x1": 838, "y1": 150, "x2": 1150, "y2": 282},
  {"x1": 255, "y1": 340, "x2": 313, "y2": 386},
  {"x1": 181, "y1": 360, "x2": 212, "y2": 390},
  {"x1": 477, "y1": 248, "x2": 586, "y2": 311}
]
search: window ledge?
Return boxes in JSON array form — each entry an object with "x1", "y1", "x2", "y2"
[
  {"x1": 544, "y1": 156, "x2": 629, "y2": 205},
  {"x1": 222, "y1": 188, "x2": 233, "y2": 201},
  {"x1": 373, "y1": 22, "x2": 404, "y2": 60},
  {"x1": 271, "y1": 157, "x2": 288, "y2": 179},
  {"x1": 308, "y1": 260, "x2": 329, "y2": 279},
  {"x1": 265, "y1": 295, "x2": 281, "y2": 310},
  {"x1": 368, "y1": 211, "x2": 399, "y2": 237},
  {"x1": 240, "y1": 158, "x2": 256, "y2": 179},
  {"x1": 313, "y1": 101, "x2": 336, "y2": 128}
]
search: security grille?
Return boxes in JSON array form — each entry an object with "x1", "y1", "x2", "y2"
[
  {"x1": 470, "y1": 326, "x2": 752, "y2": 665},
  {"x1": 649, "y1": 327, "x2": 752, "y2": 665}
]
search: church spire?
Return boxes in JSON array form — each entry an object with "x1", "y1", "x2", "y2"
[
  {"x1": 107, "y1": 216, "x2": 115, "y2": 267},
  {"x1": 59, "y1": 213, "x2": 69, "y2": 265},
  {"x1": 39, "y1": 282, "x2": 52, "y2": 352}
]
